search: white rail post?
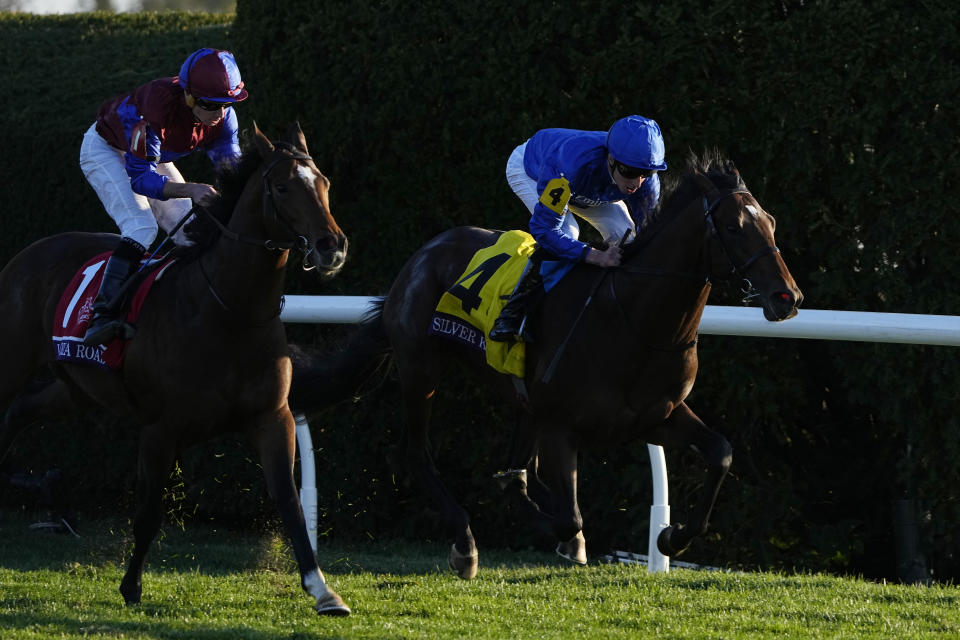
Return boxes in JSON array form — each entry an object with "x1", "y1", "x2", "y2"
[
  {"x1": 647, "y1": 443, "x2": 671, "y2": 572},
  {"x1": 294, "y1": 413, "x2": 318, "y2": 553}
]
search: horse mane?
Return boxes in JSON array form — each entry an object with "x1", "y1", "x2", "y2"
[
  {"x1": 174, "y1": 146, "x2": 264, "y2": 260},
  {"x1": 626, "y1": 149, "x2": 746, "y2": 256}
]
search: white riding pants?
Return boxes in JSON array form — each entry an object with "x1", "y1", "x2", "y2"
[
  {"x1": 505, "y1": 141, "x2": 634, "y2": 244},
  {"x1": 79, "y1": 123, "x2": 195, "y2": 247}
]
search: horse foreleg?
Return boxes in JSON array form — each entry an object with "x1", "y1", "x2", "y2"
[
  {"x1": 649, "y1": 402, "x2": 732, "y2": 557},
  {"x1": 252, "y1": 410, "x2": 349, "y2": 616},
  {"x1": 536, "y1": 432, "x2": 586, "y2": 565},
  {"x1": 496, "y1": 422, "x2": 555, "y2": 533},
  {"x1": 120, "y1": 424, "x2": 176, "y2": 605},
  {"x1": 401, "y1": 380, "x2": 477, "y2": 579}
]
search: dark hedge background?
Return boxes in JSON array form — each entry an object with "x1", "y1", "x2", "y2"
[{"x1": 1, "y1": 1, "x2": 957, "y2": 582}]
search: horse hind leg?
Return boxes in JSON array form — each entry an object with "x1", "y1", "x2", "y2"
[
  {"x1": 251, "y1": 410, "x2": 349, "y2": 616},
  {"x1": 649, "y1": 402, "x2": 732, "y2": 558},
  {"x1": 1, "y1": 379, "x2": 76, "y2": 466},
  {"x1": 400, "y1": 375, "x2": 478, "y2": 579},
  {"x1": 0, "y1": 321, "x2": 57, "y2": 464}
]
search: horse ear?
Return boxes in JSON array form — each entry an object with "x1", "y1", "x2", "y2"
[
  {"x1": 252, "y1": 121, "x2": 275, "y2": 158},
  {"x1": 285, "y1": 121, "x2": 309, "y2": 154}
]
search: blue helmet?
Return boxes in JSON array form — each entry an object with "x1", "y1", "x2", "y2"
[{"x1": 605, "y1": 115, "x2": 667, "y2": 171}]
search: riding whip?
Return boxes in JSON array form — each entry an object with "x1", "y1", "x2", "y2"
[{"x1": 542, "y1": 229, "x2": 633, "y2": 384}]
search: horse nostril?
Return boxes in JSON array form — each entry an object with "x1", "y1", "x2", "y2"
[
  {"x1": 774, "y1": 291, "x2": 795, "y2": 306},
  {"x1": 315, "y1": 235, "x2": 336, "y2": 252}
]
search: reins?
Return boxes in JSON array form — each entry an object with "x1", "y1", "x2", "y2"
[
  {"x1": 197, "y1": 254, "x2": 286, "y2": 323},
  {"x1": 544, "y1": 178, "x2": 781, "y2": 381},
  {"x1": 607, "y1": 186, "x2": 770, "y2": 347},
  {"x1": 195, "y1": 141, "x2": 316, "y2": 320}
]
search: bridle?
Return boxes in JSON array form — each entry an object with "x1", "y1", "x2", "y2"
[
  {"x1": 196, "y1": 141, "x2": 325, "y2": 318},
  {"x1": 604, "y1": 179, "x2": 782, "y2": 351},
  {"x1": 617, "y1": 183, "x2": 779, "y2": 286},
  {"x1": 197, "y1": 141, "x2": 319, "y2": 270},
  {"x1": 701, "y1": 188, "x2": 781, "y2": 296}
]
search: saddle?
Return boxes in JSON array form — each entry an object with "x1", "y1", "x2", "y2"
[
  {"x1": 429, "y1": 230, "x2": 536, "y2": 377},
  {"x1": 52, "y1": 253, "x2": 176, "y2": 370}
]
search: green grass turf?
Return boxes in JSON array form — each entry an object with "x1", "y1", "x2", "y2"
[{"x1": 1, "y1": 515, "x2": 957, "y2": 639}]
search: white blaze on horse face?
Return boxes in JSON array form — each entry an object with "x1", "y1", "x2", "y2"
[
  {"x1": 297, "y1": 165, "x2": 321, "y2": 198},
  {"x1": 745, "y1": 204, "x2": 759, "y2": 219}
]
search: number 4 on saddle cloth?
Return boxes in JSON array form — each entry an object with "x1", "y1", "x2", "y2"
[
  {"x1": 429, "y1": 230, "x2": 573, "y2": 378},
  {"x1": 52, "y1": 253, "x2": 176, "y2": 370}
]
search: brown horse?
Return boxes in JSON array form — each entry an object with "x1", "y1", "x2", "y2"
[
  {"x1": 290, "y1": 150, "x2": 802, "y2": 578},
  {"x1": 0, "y1": 123, "x2": 352, "y2": 615}
]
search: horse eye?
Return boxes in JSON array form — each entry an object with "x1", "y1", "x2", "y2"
[{"x1": 273, "y1": 183, "x2": 288, "y2": 194}]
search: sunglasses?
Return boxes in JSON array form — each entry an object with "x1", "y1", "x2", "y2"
[
  {"x1": 614, "y1": 162, "x2": 655, "y2": 180},
  {"x1": 194, "y1": 97, "x2": 232, "y2": 112}
]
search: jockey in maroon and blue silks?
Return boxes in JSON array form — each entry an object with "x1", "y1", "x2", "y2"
[
  {"x1": 79, "y1": 48, "x2": 249, "y2": 347},
  {"x1": 489, "y1": 115, "x2": 668, "y2": 342}
]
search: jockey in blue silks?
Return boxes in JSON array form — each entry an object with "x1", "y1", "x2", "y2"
[
  {"x1": 79, "y1": 48, "x2": 249, "y2": 346},
  {"x1": 489, "y1": 115, "x2": 668, "y2": 342}
]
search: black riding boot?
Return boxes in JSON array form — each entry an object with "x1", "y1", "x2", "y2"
[
  {"x1": 489, "y1": 252, "x2": 544, "y2": 343},
  {"x1": 82, "y1": 238, "x2": 144, "y2": 346}
]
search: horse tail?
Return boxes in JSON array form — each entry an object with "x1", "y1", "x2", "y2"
[{"x1": 288, "y1": 298, "x2": 392, "y2": 415}]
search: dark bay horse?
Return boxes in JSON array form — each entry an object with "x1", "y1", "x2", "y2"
[
  {"x1": 291, "y1": 151, "x2": 802, "y2": 578},
  {"x1": 0, "y1": 123, "x2": 352, "y2": 615}
]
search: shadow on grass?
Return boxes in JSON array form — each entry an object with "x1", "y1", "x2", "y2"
[
  {"x1": 0, "y1": 515, "x2": 304, "y2": 575},
  {"x1": 0, "y1": 610, "x2": 356, "y2": 640},
  {"x1": 1, "y1": 513, "x2": 567, "y2": 579}
]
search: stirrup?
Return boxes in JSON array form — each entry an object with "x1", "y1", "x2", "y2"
[
  {"x1": 488, "y1": 328, "x2": 516, "y2": 343},
  {"x1": 489, "y1": 320, "x2": 520, "y2": 343},
  {"x1": 489, "y1": 317, "x2": 532, "y2": 344},
  {"x1": 83, "y1": 316, "x2": 136, "y2": 346}
]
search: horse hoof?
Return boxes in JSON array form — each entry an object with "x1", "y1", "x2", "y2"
[
  {"x1": 314, "y1": 589, "x2": 351, "y2": 616},
  {"x1": 119, "y1": 580, "x2": 141, "y2": 606},
  {"x1": 492, "y1": 468, "x2": 527, "y2": 491},
  {"x1": 556, "y1": 530, "x2": 587, "y2": 565},
  {"x1": 448, "y1": 543, "x2": 478, "y2": 580},
  {"x1": 656, "y1": 524, "x2": 689, "y2": 557}
]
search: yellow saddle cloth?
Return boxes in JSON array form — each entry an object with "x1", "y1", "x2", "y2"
[{"x1": 429, "y1": 230, "x2": 537, "y2": 377}]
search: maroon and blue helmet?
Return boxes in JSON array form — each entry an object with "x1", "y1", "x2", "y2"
[{"x1": 175, "y1": 48, "x2": 248, "y2": 104}]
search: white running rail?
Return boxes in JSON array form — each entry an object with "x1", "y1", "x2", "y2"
[{"x1": 284, "y1": 295, "x2": 960, "y2": 569}]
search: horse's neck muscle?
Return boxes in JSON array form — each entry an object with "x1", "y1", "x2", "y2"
[
  {"x1": 204, "y1": 172, "x2": 288, "y2": 318},
  {"x1": 614, "y1": 201, "x2": 711, "y2": 345}
]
